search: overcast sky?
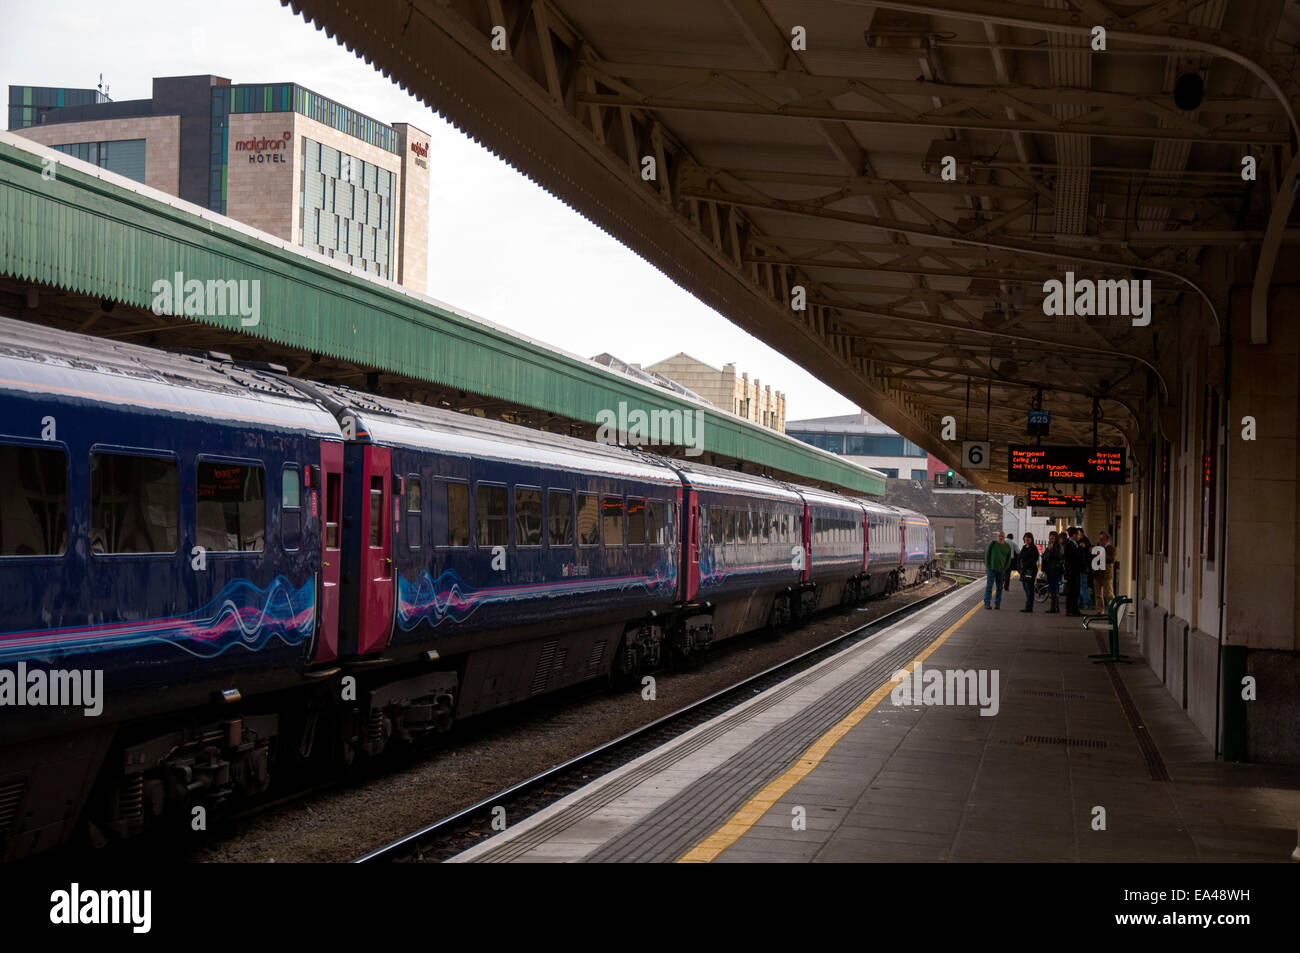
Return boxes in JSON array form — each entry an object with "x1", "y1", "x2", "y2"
[{"x1": 0, "y1": 0, "x2": 860, "y2": 421}]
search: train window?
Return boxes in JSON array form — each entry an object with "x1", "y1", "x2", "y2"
[
  {"x1": 326, "y1": 471, "x2": 341, "y2": 549},
  {"x1": 281, "y1": 466, "x2": 301, "y2": 551},
  {"x1": 762, "y1": 510, "x2": 771, "y2": 542},
  {"x1": 665, "y1": 501, "x2": 675, "y2": 540},
  {"x1": 646, "y1": 500, "x2": 666, "y2": 545},
  {"x1": 90, "y1": 452, "x2": 179, "y2": 555},
  {"x1": 738, "y1": 509, "x2": 750, "y2": 544},
  {"x1": 445, "y1": 482, "x2": 470, "y2": 547},
  {"x1": 477, "y1": 484, "x2": 508, "y2": 547},
  {"x1": 0, "y1": 443, "x2": 67, "y2": 557},
  {"x1": 710, "y1": 508, "x2": 723, "y2": 544},
  {"x1": 548, "y1": 490, "x2": 574, "y2": 546},
  {"x1": 368, "y1": 476, "x2": 384, "y2": 547},
  {"x1": 282, "y1": 468, "x2": 300, "y2": 509},
  {"x1": 725, "y1": 509, "x2": 736, "y2": 544},
  {"x1": 407, "y1": 476, "x2": 422, "y2": 547},
  {"x1": 514, "y1": 487, "x2": 542, "y2": 546},
  {"x1": 602, "y1": 496, "x2": 624, "y2": 546},
  {"x1": 627, "y1": 497, "x2": 646, "y2": 544},
  {"x1": 577, "y1": 493, "x2": 600, "y2": 545}
]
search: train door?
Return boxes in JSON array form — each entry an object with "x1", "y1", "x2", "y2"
[
  {"x1": 314, "y1": 440, "x2": 343, "y2": 664},
  {"x1": 801, "y1": 503, "x2": 812, "y2": 583},
  {"x1": 358, "y1": 444, "x2": 395, "y2": 655},
  {"x1": 862, "y1": 509, "x2": 869, "y2": 573},
  {"x1": 683, "y1": 487, "x2": 700, "y2": 602}
]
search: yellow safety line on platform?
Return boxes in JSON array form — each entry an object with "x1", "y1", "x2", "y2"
[{"x1": 676, "y1": 597, "x2": 983, "y2": 863}]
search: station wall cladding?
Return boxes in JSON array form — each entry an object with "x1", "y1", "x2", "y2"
[{"x1": 1125, "y1": 265, "x2": 1300, "y2": 765}]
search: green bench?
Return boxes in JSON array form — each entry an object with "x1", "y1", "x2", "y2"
[{"x1": 1084, "y1": 595, "x2": 1134, "y2": 664}]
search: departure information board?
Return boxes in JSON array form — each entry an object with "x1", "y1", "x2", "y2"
[
  {"x1": 1028, "y1": 488, "x2": 1087, "y2": 508},
  {"x1": 1008, "y1": 445, "x2": 1126, "y2": 484}
]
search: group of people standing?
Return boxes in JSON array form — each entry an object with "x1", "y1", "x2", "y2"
[{"x1": 982, "y1": 527, "x2": 1116, "y2": 615}]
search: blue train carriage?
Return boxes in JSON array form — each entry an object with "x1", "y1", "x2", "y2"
[
  {"x1": 797, "y1": 487, "x2": 869, "y2": 612},
  {"x1": 303, "y1": 384, "x2": 684, "y2": 751},
  {"x1": 678, "y1": 463, "x2": 805, "y2": 645},
  {"x1": 899, "y1": 508, "x2": 935, "y2": 587},
  {"x1": 860, "y1": 499, "x2": 904, "y2": 597},
  {"x1": 0, "y1": 317, "x2": 342, "y2": 858}
]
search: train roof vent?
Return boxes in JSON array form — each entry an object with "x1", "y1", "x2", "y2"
[{"x1": 205, "y1": 350, "x2": 233, "y2": 363}]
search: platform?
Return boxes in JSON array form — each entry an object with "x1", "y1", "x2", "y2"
[{"x1": 451, "y1": 581, "x2": 1300, "y2": 863}]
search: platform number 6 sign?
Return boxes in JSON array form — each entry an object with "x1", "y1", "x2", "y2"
[{"x1": 962, "y1": 440, "x2": 990, "y2": 470}]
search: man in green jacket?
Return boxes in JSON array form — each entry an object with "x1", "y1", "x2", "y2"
[{"x1": 984, "y1": 531, "x2": 1012, "y2": 609}]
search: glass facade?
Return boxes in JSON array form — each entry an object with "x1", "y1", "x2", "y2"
[
  {"x1": 788, "y1": 431, "x2": 927, "y2": 458},
  {"x1": 208, "y1": 82, "x2": 400, "y2": 216},
  {"x1": 300, "y1": 137, "x2": 394, "y2": 277},
  {"x1": 52, "y1": 139, "x2": 146, "y2": 184},
  {"x1": 8, "y1": 85, "x2": 105, "y2": 130}
]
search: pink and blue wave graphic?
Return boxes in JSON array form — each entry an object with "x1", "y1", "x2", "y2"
[
  {"x1": 397, "y1": 566, "x2": 677, "y2": 631},
  {"x1": 0, "y1": 576, "x2": 316, "y2": 662}
]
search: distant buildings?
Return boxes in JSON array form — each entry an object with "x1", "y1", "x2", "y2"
[
  {"x1": 785, "y1": 409, "x2": 934, "y2": 479},
  {"x1": 9, "y1": 75, "x2": 430, "y2": 291},
  {"x1": 600, "y1": 352, "x2": 786, "y2": 432}
]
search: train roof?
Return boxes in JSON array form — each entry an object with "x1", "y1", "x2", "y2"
[
  {"x1": 0, "y1": 316, "x2": 342, "y2": 437},
  {"x1": 667, "y1": 458, "x2": 804, "y2": 503},
  {"x1": 796, "y1": 484, "x2": 867, "y2": 512},
  {"x1": 311, "y1": 382, "x2": 683, "y2": 485}
]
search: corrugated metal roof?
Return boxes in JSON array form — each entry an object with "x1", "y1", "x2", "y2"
[{"x1": 0, "y1": 134, "x2": 885, "y2": 495}]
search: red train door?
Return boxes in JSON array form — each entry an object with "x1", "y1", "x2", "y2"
[
  {"x1": 862, "y1": 510, "x2": 869, "y2": 573},
  {"x1": 683, "y1": 487, "x2": 699, "y2": 602},
  {"x1": 801, "y1": 503, "x2": 811, "y2": 583},
  {"x1": 314, "y1": 440, "x2": 344, "y2": 664},
  {"x1": 358, "y1": 444, "x2": 394, "y2": 655}
]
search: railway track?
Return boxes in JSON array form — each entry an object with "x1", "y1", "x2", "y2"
[{"x1": 355, "y1": 571, "x2": 974, "y2": 863}]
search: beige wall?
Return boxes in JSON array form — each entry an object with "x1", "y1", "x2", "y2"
[
  {"x1": 225, "y1": 113, "x2": 297, "y2": 241},
  {"x1": 393, "y1": 123, "x2": 430, "y2": 293},
  {"x1": 14, "y1": 115, "x2": 180, "y2": 196},
  {"x1": 645, "y1": 353, "x2": 786, "y2": 432}
]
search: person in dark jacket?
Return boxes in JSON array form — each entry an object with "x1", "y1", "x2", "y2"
[
  {"x1": 1077, "y1": 529, "x2": 1094, "y2": 609},
  {"x1": 1042, "y1": 530, "x2": 1064, "y2": 613},
  {"x1": 1064, "y1": 527, "x2": 1084, "y2": 616},
  {"x1": 1003, "y1": 534, "x2": 1019, "y2": 592},
  {"x1": 1017, "y1": 533, "x2": 1040, "y2": 612}
]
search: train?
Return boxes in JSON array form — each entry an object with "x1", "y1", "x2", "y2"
[{"x1": 0, "y1": 316, "x2": 937, "y2": 859}]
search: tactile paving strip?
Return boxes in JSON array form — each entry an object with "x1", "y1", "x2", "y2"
[{"x1": 465, "y1": 589, "x2": 979, "y2": 863}]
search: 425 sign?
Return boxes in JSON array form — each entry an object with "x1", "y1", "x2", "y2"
[{"x1": 962, "y1": 440, "x2": 990, "y2": 470}]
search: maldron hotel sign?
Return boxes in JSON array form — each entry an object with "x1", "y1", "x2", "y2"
[
  {"x1": 234, "y1": 130, "x2": 292, "y2": 164},
  {"x1": 411, "y1": 140, "x2": 428, "y2": 169}
]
